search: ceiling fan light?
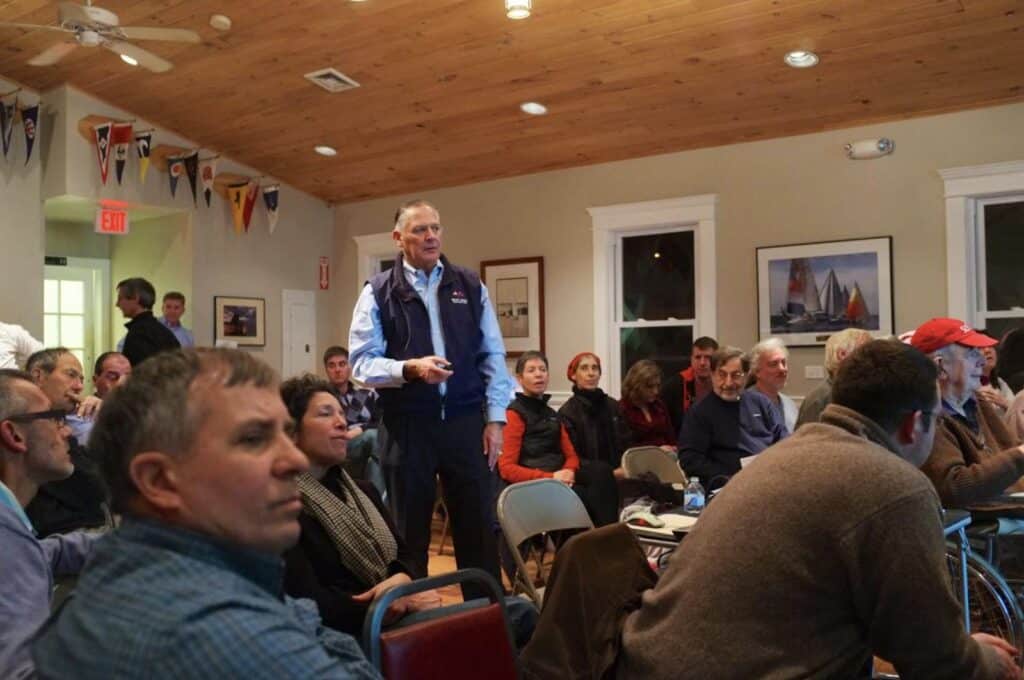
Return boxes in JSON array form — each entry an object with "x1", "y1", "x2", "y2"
[
  {"x1": 505, "y1": 0, "x2": 531, "y2": 20},
  {"x1": 120, "y1": 53, "x2": 139, "y2": 66},
  {"x1": 784, "y1": 50, "x2": 819, "y2": 68}
]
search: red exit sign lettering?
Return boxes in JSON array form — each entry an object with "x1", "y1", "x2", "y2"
[{"x1": 95, "y1": 208, "x2": 130, "y2": 235}]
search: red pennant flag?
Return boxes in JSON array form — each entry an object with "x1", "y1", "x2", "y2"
[
  {"x1": 242, "y1": 180, "x2": 259, "y2": 232},
  {"x1": 93, "y1": 122, "x2": 113, "y2": 184},
  {"x1": 111, "y1": 122, "x2": 134, "y2": 185}
]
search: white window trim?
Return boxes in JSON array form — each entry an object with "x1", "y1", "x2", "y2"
[
  {"x1": 939, "y1": 160, "x2": 1024, "y2": 325},
  {"x1": 352, "y1": 231, "x2": 397, "y2": 289},
  {"x1": 588, "y1": 195, "x2": 717, "y2": 395}
]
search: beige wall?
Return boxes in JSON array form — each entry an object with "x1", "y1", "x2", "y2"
[
  {"x1": 334, "y1": 101, "x2": 1024, "y2": 398},
  {"x1": 46, "y1": 220, "x2": 113, "y2": 260}
]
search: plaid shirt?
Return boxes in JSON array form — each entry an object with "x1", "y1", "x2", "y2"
[
  {"x1": 33, "y1": 518, "x2": 380, "y2": 680},
  {"x1": 334, "y1": 383, "x2": 380, "y2": 430}
]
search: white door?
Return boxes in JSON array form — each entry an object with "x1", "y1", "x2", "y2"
[
  {"x1": 43, "y1": 258, "x2": 110, "y2": 394},
  {"x1": 282, "y1": 289, "x2": 316, "y2": 378}
]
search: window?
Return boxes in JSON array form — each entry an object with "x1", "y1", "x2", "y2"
[
  {"x1": 589, "y1": 195, "x2": 717, "y2": 395},
  {"x1": 976, "y1": 196, "x2": 1024, "y2": 339}
]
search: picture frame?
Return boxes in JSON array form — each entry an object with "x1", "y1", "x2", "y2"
[
  {"x1": 480, "y1": 257, "x2": 545, "y2": 358},
  {"x1": 214, "y1": 296, "x2": 266, "y2": 347},
  {"x1": 756, "y1": 236, "x2": 893, "y2": 347}
]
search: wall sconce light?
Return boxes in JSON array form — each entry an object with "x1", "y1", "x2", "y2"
[
  {"x1": 845, "y1": 138, "x2": 894, "y2": 160},
  {"x1": 506, "y1": 0, "x2": 531, "y2": 19}
]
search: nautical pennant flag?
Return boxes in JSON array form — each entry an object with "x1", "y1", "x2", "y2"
[
  {"x1": 183, "y1": 151, "x2": 199, "y2": 205},
  {"x1": 242, "y1": 180, "x2": 259, "y2": 232},
  {"x1": 93, "y1": 122, "x2": 113, "y2": 184},
  {"x1": 199, "y1": 157, "x2": 217, "y2": 207},
  {"x1": 135, "y1": 132, "x2": 152, "y2": 183},
  {"x1": 1, "y1": 97, "x2": 17, "y2": 161},
  {"x1": 167, "y1": 155, "x2": 186, "y2": 197},
  {"x1": 227, "y1": 183, "x2": 247, "y2": 234},
  {"x1": 111, "y1": 122, "x2": 134, "y2": 185},
  {"x1": 21, "y1": 104, "x2": 39, "y2": 166},
  {"x1": 262, "y1": 185, "x2": 280, "y2": 234}
]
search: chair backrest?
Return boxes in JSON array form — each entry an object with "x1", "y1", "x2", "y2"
[
  {"x1": 497, "y1": 478, "x2": 594, "y2": 550},
  {"x1": 363, "y1": 569, "x2": 517, "y2": 679},
  {"x1": 622, "y1": 446, "x2": 687, "y2": 485}
]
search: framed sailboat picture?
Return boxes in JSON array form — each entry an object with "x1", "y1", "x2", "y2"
[{"x1": 756, "y1": 237, "x2": 893, "y2": 346}]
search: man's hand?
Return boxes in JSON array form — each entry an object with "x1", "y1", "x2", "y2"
[
  {"x1": 971, "y1": 632, "x2": 1022, "y2": 680},
  {"x1": 347, "y1": 426, "x2": 364, "y2": 440},
  {"x1": 553, "y1": 469, "x2": 575, "y2": 486},
  {"x1": 483, "y1": 422, "x2": 503, "y2": 470},
  {"x1": 976, "y1": 385, "x2": 1009, "y2": 411},
  {"x1": 402, "y1": 356, "x2": 453, "y2": 385},
  {"x1": 77, "y1": 395, "x2": 102, "y2": 418},
  {"x1": 352, "y1": 573, "x2": 414, "y2": 625}
]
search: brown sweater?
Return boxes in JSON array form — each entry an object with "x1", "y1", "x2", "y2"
[
  {"x1": 618, "y1": 405, "x2": 1003, "y2": 680},
  {"x1": 921, "y1": 398, "x2": 1024, "y2": 512}
]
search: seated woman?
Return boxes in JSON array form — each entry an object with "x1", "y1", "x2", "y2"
[
  {"x1": 557, "y1": 352, "x2": 630, "y2": 478},
  {"x1": 500, "y1": 351, "x2": 619, "y2": 526},
  {"x1": 280, "y1": 374, "x2": 428, "y2": 637},
  {"x1": 619, "y1": 359, "x2": 678, "y2": 450}
]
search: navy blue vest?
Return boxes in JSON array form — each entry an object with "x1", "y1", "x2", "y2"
[{"x1": 369, "y1": 253, "x2": 485, "y2": 417}]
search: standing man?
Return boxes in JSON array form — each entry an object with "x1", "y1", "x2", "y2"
[
  {"x1": 323, "y1": 346, "x2": 385, "y2": 496},
  {"x1": 349, "y1": 199, "x2": 512, "y2": 590},
  {"x1": 662, "y1": 336, "x2": 718, "y2": 436},
  {"x1": 158, "y1": 292, "x2": 195, "y2": 349},
  {"x1": 116, "y1": 278, "x2": 180, "y2": 367}
]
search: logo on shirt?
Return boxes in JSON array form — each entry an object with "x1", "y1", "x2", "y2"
[{"x1": 450, "y1": 290, "x2": 468, "y2": 305}]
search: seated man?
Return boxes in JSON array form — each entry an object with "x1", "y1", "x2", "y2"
[
  {"x1": 24, "y1": 349, "x2": 108, "y2": 536},
  {"x1": 911, "y1": 318, "x2": 1024, "y2": 517},
  {"x1": 662, "y1": 335, "x2": 718, "y2": 436},
  {"x1": 618, "y1": 340, "x2": 1021, "y2": 679},
  {"x1": 795, "y1": 328, "x2": 872, "y2": 429},
  {"x1": 64, "y1": 351, "x2": 131, "y2": 447},
  {"x1": 0, "y1": 370, "x2": 98, "y2": 679},
  {"x1": 32, "y1": 349, "x2": 380, "y2": 679},
  {"x1": 746, "y1": 337, "x2": 797, "y2": 433},
  {"x1": 678, "y1": 346, "x2": 785, "y2": 489},
  {"x1": 323, "y1": 346, "x2": 384, "y2": 496}
]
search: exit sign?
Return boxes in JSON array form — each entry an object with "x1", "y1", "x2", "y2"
[{"x1": 95, "y1": 208, "x2": 130, "y2": 235}]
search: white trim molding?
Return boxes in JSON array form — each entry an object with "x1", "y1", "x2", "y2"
[
  {"x1": 587, "y1": 194, "x2": 718, "y2": 394},
  {"x1": 352, "y1": 231, "x2": 396, "y2": 289},
  {"x1": 939, "y1": 161, "x2": 1024, "y2": 323}
]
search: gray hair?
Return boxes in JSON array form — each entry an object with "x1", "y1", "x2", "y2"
[
  {"x1": 116, "y1": 277, "x2": 156, "y2": 310},
  {"x1": 393, "y1": 199, "x2": 439, "y2": 233},
  {"x1": 711, "y1": 346, "x2": 749, "y2": 373},
  {"x1": 0, "y1": 369, "x2": 34, "y2": 423},
  {"x1": 824, "y1": 328, "x2": 874, "y2": 377},
  {"x1": 748, "y1": 337, "x2": 788, "y2": 378},
  {"x1": 26, "y1": 347, "x2": 73, "y2": 376},
  {"x1": 93, "y1": 348, "x2": 279, "y2": 513}
]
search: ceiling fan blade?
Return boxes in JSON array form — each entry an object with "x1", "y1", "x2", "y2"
[
  {"x1": 27, "y1": 41, "x2": 79, "y2": 66},
  {"x1": 0, "y1": 21, "x2": 74, "y2": 33},
  {"x1": 58, "y1": 2, "x2": 99, "y2": 26},
  {"x1": 118, "y1": 26, "x2": 200, "y2": 43},
  {"x1": 104, "y1": 40, "x2": 172, "y2": 73}
]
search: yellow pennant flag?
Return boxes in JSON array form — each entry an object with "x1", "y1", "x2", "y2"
[
  {"x1": 135, "y1": 132, "x2": 152, "y2": 184},
  {"x1": 227, "y1": 183, "x2": 247, "y2": 234}
]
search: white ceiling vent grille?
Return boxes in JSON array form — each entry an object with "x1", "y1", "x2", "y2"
[{"x1": 304, "y1": 68, "x2": 361, "y2": 93}]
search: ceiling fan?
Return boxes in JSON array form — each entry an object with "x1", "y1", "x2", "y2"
[{"x1": 0, "y1": 1, "x2": 200, "y2": 73}]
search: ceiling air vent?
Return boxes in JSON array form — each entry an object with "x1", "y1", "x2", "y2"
[{"x1": 304, "y1": 68, "x2": 361, "y2": 93}]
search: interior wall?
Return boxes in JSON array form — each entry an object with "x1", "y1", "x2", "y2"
[
  {"x1": 46, "y1": 220, "x2": 112, "y2": 260},
  {"x1": 334, "y1": 101, "x2": 1024, "y2": 398}
]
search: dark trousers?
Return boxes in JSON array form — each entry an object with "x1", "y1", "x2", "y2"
[
  {"x1": 574, "y1": 459, "x2": 621, "y2": 527},
  {"x1": 381, "y1": 409, "x2": 502, "y2": 598}
]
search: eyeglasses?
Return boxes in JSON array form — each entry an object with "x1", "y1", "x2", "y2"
[
  {"x1": 6, "y1": 409, "x2": 68, "y2": 427},
  {"x1": 715, "y1": 370, "x2": 746, "y2": 382}
]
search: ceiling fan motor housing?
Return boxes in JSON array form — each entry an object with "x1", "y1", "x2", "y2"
[{"x1": 60, "y1": 3, "x2": 120, "y2": 29}]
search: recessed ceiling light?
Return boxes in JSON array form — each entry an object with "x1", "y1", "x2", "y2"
[
  {"x1": 505, "y1": 0, "x2": 531, "y2": 20},
  {"x1": 209, "y1": 14, "x2": 232, "y2": 31},
  {"x1": 120, "y1": 54, "x2": 138, "y2": 66},
  {"x1": 314, "y1": 145, "x2": 338, "y2": 157},
  {"x1": 520, "y1": 101, "x2": 547, "y2": 115},
  {"x1": 784, "y1": 50, "x2": 819, "y2": 68}
]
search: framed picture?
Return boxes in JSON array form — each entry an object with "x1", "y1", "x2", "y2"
[
  {"x1": 756, "y1": 236, "x2": 893, "y2": 346},
  {"x1": 214, "y1": 296, "x2": 266, "y2": 347},
  {"x1": 480, "y1": 257, "x2": 545, "y2": 358}
]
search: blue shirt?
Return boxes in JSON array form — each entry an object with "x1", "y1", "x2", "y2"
[
  {"x1": 349, "y1": 258, "x2": 514, "y2": 423},
  {"x1": 159, "y1": 316, "x2": 195, "y2": 348},
  {"x1": 1, "y1": 481, "x2": 97, "y2": 680},
  {"x1": 32, "y1": 518, "x2": 380, "y2": 680}
]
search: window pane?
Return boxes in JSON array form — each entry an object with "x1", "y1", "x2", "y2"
[
  {"x1": 44, "y1": 280, "x2": 59, "y2": 314},
  {"x1": 44, "y1": 314, "x2": 59, "y2": 347},
  {"x1": 71, "y1": 349, "x2": 84, "y2": 368},
  {"x1": 621, "y1": 231, "x2": 695, "y2": 321},
  {"x1": 982, "y1": 318, "x2": 1024, "y2": 344},
  {"x1": 60, "y1": 280, "x2": 85, "y2": 314},
  {"x1": 984, "y1": 201, "x2": 1024, "y2": 311},
  {"x1": 620, "y1": 325, "x2": 694, "y2": 382},
  {"x1": 60, "y1": 315, "x2": 85, "y2": 349}
]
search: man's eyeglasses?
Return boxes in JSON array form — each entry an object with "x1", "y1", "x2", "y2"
[
  {"x1": 715, "y1": 370, "x2": 746, "y2": 382},
  {"x1": 6, "y1": 409, "x2": 68, "y2": 427}
]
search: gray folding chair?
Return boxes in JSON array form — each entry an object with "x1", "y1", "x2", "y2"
[
  {"x1": 497, "y1": 478, "x2": 594, "y2": 607},
  {"x1": 622, "y1": 446, "x2": 687, "y2": 487}
]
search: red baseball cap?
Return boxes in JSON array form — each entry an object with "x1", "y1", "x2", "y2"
[{"x1": 909, "y1": 317, "x2": 997, "y2": 354}]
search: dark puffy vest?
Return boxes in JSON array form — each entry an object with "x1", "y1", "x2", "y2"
[
  {"x1": 508, "y1": 393, "x2": 564, "y2": 472},
  {"x1": 370, "y1": 254, "x2": 485, "y2": 418}
]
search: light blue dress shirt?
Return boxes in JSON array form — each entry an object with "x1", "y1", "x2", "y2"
[
  {"x1": 159, "y1": 317, "x2": 195, "y2": 348},
  {"x1": 349, "y1": 259, "x2": 513, "y2": 423}
]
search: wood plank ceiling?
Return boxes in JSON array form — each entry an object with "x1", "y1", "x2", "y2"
[{"x1": 1, "y1": 0, "x2": 1023, "y2": 203}]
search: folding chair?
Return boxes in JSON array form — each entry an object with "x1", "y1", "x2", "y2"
[
  {"x1": 497, "y1": 478, "x2": 594, "y2": 607},
  {"x1": 622, "y1": 446, "x2": 687, "y2": 488},
  {"x1": 362, "y1": 568, "x2": 517, "y2": 680}
]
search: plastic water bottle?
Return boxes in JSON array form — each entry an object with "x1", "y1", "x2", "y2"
[{"x1": 683, "y1": 477, "x2": 706, "y2": 513}]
